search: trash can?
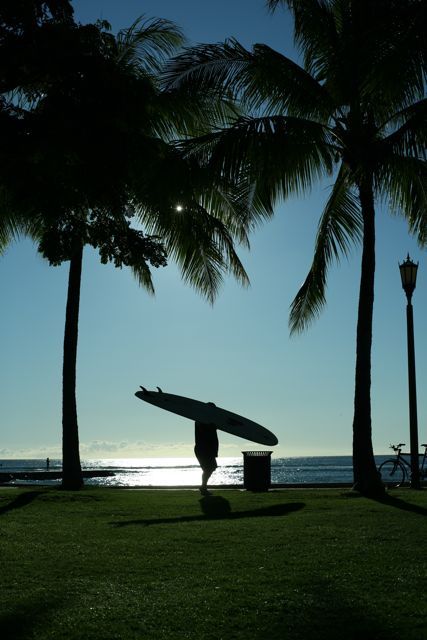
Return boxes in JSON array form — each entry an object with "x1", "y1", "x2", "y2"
[{"x1": 242, "y1": 451, "x2": 272, "y2": 491}]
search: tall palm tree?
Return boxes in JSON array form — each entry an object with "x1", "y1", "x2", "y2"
[
  {"x1": 29, "y1": 16, "x2": 256, "y2": 489},
  {"x1": 163, "y1": 0, "x2": 427, "y2": 495}
]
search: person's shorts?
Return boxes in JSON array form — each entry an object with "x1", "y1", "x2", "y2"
[{"x1": 194, "y1": 448, "x2": 217, "y2": 473}]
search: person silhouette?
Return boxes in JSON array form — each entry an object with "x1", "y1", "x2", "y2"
[{"x1": 194, "y1": 415, "x2": 219, "y2": 496}]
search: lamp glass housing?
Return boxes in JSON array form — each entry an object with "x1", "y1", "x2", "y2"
[{"x1": 399, "y1": 255, "x2": 418, "y2": 295}]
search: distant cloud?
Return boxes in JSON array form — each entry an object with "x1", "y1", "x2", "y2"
[
  {"x1": 0, "y1": 444, "x2": 62, "y2": 459},
  {"x1": 78, "y1": 440, "x2": 198, "y2": 458},
  {"x1": 80, "y1": 440, "x2": 131, "y2": 454}
]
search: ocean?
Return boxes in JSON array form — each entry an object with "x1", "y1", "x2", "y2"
[{"x1": 0, "y1": 455, "x2": 391, "y2": 487}]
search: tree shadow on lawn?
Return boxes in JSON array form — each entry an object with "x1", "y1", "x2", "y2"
[
  {"x1": 0, "y1": 491, "x2": 43, "y2": 516},
  {"x1": 343, "y1": 490, "x2": 427, "y2": 517},
  {"x1": 110, "y1": 497, "x2": 305, "y2": 527},
  {"x1": 252, "y1": 579, "x2": 401, "y2": 640},
  {"x1": 0, "y1": 595, "x2": 66, "y2": 640},
  {"x1": 374, "y1": 493, "x2": 427, "y2": 517}
]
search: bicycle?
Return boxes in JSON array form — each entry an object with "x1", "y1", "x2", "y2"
[{"x1": 378, "y1": 443, "x2": 427, "y2": 487}]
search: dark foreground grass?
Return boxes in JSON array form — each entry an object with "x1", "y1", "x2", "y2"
[{"x1": 1, "y1": 487, "x2": 426, "y2": 640}]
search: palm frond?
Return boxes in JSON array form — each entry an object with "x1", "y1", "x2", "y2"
[
  {"x1": 360, "y1": 0, "x2": 427, "y2": 117},
  {"x1": 115, "y1": 15, "x2": 185, "y2": 75},
  {"x1": 268, "y1": 1, "x2": 426, "y2": 121},
  {"x1": 162, "y1": 39, "x2": 253, "y2": 95},
  {"x1": 0, "y1": 196, "x2": 19, "y2": 252},
  {"x1": 376, "y1": 154, "x2": 427, "y2": 245},
  {"x1": 150, "y1": 89, "x2": 239, "y2": 140},
  {"x1": 177, "y1": 210, "x2": 249, "y2": 303},
  {"x1": 178, "y1": 115, "x2": 335, "y2": 205},
  {"x1": 242, "y1": 43, "x2": 335, "y2": 119},
  {"x1": 138, "y1": 199, "x2": 249, "y2": 304},
  {"x1": 180, "y1": 245, "x2": 225, "y2": 304},
  {"x1": 164, "y1": 38, "x2": 333, "y2": 120},
  {"x1": 271, "y1": 0, "x2": 341, "y2": 81},
  {"x1": 265, "y1": 0, "x2": 288, "y2": 11},
  {"x1": 131, "y1": 140, "x2": 272, "y2": 253},
  {"x1": 198, "y1": 177, "x2": 275, "y2": 247},
  {"x1": 0, "y1": 217, "x2": 19, "y2": 253},
  {"x1": 179, "y1": 158, "x2": 274, "y2": 245},
  {"x1": 289, "y1": 165, "x2": 363, "y2": 334},
  {"x1": 130, "y1": 262, "x2": 155, "y2": 294},
  {"x1": 380, "y1": 98, "x2": 427, "y2": 160},
  {"x1": 0, "y1": 188, "x2": 44, "y2": 253},
  {"x1": 196, "y1": 184, "x2": 251, "y2": 248}
]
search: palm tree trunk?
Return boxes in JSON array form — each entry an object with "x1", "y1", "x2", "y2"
[
  {"x1": 352, "y1": 177, "x2": 384, "y2": 496},
  {"x1": 62, "y1": 245, "x2": 84, "y2": 490}
]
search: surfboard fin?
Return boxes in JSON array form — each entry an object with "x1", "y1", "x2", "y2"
[
  {"x1": 156, "y1": 386, "x2": 163, "y2": 393},
  {"x1": 140, "y1": 386, "x2": 148, "y2": 393}
]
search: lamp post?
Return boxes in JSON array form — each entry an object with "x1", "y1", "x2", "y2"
[{"x1": 399, "y1": 254, "x2": 421, "y2": 489}]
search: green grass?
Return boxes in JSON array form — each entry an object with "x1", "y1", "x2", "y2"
[{"x1": 1, "y1": 487, "x2": 426, "y2": 639}]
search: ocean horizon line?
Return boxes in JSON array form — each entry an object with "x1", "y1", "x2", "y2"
[{"x1": 0, "y1": 453, "x2": 386, "y2": 463}]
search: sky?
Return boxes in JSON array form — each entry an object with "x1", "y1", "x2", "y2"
[{"x1": 1, "y1": 0, "x2": 426, "y2": 461}]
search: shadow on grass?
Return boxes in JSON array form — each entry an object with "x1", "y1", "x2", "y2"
[
  {"x1": 342, "y1": 489, "x2": 427, "y2": 516},
  {"x1": 0, "y1": 595, "x2": 66, "y2": 640},
  {"x1": 373, "y1": 493, "x2": 427, "y2": 517},
  {"x1": 254, "y1": 579, "x2": 400, "y2": 640},
  {"x1": 110, "y1": 498, "x2": 305, "y2": 527},
  {"x1": 0, "y1": 491, "x2": 42, "y2": 516}
]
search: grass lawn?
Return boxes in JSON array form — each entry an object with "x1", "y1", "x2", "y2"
[{"x1": 1, "y1": 486, "x2": 426, "y2": 639}]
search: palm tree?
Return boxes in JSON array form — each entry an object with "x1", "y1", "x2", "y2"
[
  {"x1": 28, "y1": 16, "x2": 256, "y2": 489},
  {"x1": 163, "y1": 0, "x2": 427, "y2": 496},
  {"x1": 2, "y1": 11, "x2": 255, "y2": 490}
]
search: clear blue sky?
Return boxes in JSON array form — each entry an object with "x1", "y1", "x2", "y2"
[{"x1": 1, "y1": 0, "x2": 426, "y2": 460}]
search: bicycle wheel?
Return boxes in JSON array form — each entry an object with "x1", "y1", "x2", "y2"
[{"x1": 378, "y1": 460, "x2": 406, "y2": 487}]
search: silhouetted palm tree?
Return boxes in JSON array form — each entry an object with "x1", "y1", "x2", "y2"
[
  {"x1": 30, "y1": 16, "x2": 254, "y2": 489},
  {"x1": 2, "y1": 9, "x2": 256, "y2": 489},
  {"x1": 164, "y1": 0, "x2": 427, "y2": 495}
]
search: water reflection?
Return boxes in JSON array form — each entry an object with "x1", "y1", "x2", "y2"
[
  {"x1": 1, "y1": 455, "x2": 363, "y2": 487},
  {"x1": 86, "y1": 457, "x2": 243, "y2": 487}
]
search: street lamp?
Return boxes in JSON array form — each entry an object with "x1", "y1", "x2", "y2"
[{"x1": 399, "y1": 254, "x2": 420, "y2": 489}]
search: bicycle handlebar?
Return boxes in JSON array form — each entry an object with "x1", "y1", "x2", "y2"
[
  {"x1": 390, "y1": 442, "x2": 427, "y2": 453},
  {"x1": 390, "y1": 443, "x2": 406, "y2": 451}
]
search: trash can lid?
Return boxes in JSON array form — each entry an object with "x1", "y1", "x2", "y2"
[{"x1": 242, "y1": 451, "x2": 272, "y2": 457}]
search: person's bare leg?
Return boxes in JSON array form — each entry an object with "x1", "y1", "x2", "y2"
[{"x1": 200, "y1": 469, "x2": 213, "y2": 494}]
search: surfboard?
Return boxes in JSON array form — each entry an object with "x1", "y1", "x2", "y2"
[{"x1": 135, "y1": 387, "x2": 278, "y2": 446}]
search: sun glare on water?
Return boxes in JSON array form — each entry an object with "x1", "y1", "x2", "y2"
[{"x1": 84, "y1": 457, "x2": 243, "y2": 487}]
